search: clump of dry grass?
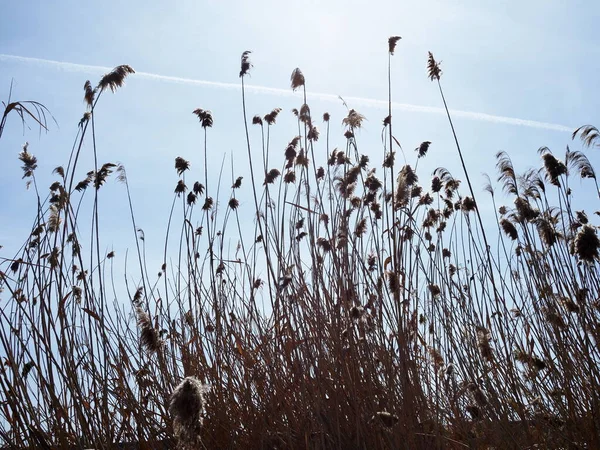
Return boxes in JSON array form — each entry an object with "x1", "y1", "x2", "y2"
[{"x1": 1, "y1": 48, "x2": 600, "y2": 450}]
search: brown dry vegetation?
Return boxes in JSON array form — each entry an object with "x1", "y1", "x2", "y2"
[{"x1": 1, "y1": 44, "x2": 600, "y2": 449}]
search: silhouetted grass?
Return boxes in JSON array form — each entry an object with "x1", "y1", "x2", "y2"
[{"x1": 1, "y1": 43, "x2": 599, "y2": 449}]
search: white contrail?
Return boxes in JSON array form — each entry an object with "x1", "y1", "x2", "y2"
[{"x1": 0, "y1": 54, "x2": 574, "y2": 133}]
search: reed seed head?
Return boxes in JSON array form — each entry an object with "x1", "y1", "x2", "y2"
[
  {"x1": 84, "y1": 80, "x2": 95, "y2": 107},
  {"x1": 192, "y1": 108, "x2": 213, "y2": 128},
  {"x1": 427, "y1": 52, "x2": 442, "y2": 81},
  {"x1": 169, "y1": 377, "x2": 208, "y2": 447},
  {"x1": 290, "y1": 68, "x2": 305, "y2": 91},
  {"x1": 388, "y1": 36, "x2": 402, "y2": 55},
  {"x1": 240, "y1": 51, "x2": 252, "y2": 77},
  {"x1": 264, "y1": 168, "x2": 281, "y2": 185},
  {"x1": 175, "y1": 157, "x2": 190, "y2": 175},
  {"x1": 193, "y1": 181, "x2": 205, "y2": 195},
  {"x1": 416, "y1": 141, "x2": 431, "y2": 158},
  {"x1": 175, "y1": 180, "x2": 187, "y2": 196},
  {"x1": 284, "y1": 170, "x2": 296, "y2": 183},
  {"x1": 542, "y1": 153, "x2": 567, "y2": 186},
  {"x1": 19, "y1": 143, "x2": 37, "y2": 179},
  {"x1": 228, "y1": 198, "x2": 239, "y2": 210},
  {"x1": 187, "y1": 192, "x2": 197, "y2": 206},
  {"x1": 574, "y1": 224, "x2": 600, "y2": 262},
  {"x1": 308, "y1": 125, "x2": 320, "y2": 141},
  {"x1": 342, "y1": 109, "x2": 366, "y2": 129},
  {"x1": 461, "y1": 196, "x2": 476, "y2": 212},
  {"x1": 500, "y1": 218, "x2": 518, "y2": 240},
  {"x1": 98, "y1": 65, "x2": 135, "y2": 93},
  {"x1": 264, "y1": 108, "x2": 282, "y2": 125},
  {"x1": 202, "y1": 197, "x2": 213, "y2": 210},
  {"x1": 476, "y1": 326, "x2": 493, "y2": 361},
  {"x1": 136, "y1": 307, "x2": 161, "y2": 353}
]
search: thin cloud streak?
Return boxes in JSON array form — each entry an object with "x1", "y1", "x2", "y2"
[{"x1": 0, "y1": 53, "x2": 573, "y2": 132}]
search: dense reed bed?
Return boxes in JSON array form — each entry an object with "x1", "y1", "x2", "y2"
[{"x1": 1, "y1": 41, "x2": 599, "y2": 449}]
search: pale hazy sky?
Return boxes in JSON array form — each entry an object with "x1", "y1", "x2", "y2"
[{"x1": 1, "y1": 0, "x2": 599, "y2": 266}]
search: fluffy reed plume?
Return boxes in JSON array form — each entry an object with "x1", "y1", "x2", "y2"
[
  {"x1": 395, "y1": 175, "x2": 409, "y2": 208},
  {"x1": 98, "y1": 65, "x2": 135, "y2": 93},
  {"x1": 540, "y1": 151, "x2": 567, "y2": 186},
  {"x1": 299, "y1": 103, "x2": 311, "y2": 122},
  {"x1": 169, "y1": 377, "x2": 208, "y2": 449},
  {"x1": 296, "y1": 151, "x2": 311, "y2": 167},
  {"x1": 358, "y1": 154, "x2": 369, "y2": 168},
  {"x1": 94, "y1": 162, "x2": 116, "y2": 189},
  {"x1": 364, "y1": 173, "x2": 382, "y2": 192},
  {"x1": 427, "y1": 52, "x2": 442, "y2": 81},
  {"x1": 307, "y1": 125, "x2": 319, "y2": 141},
  {"x1": 416, "y1": 141, "x2": 431, "y2": 158},
  {"x1": 476, "y1": 326, "x2": 493, "y2": 361},
  {"x1": 252, "y1": 115, "x2": 263, "y2": 126},
  {"x1": 383, "y1": 151, "x2": 395, "y2": 168},
  {"x1": 461, "y1": 196, "x2": 476, "y2": 212},
  {"x1": 386, "y1": 271, "x2": 401, "y2": 297},
  {"x1": 576, "y1": 210, "x2": 588, "y2": 224},
  {"x1": 535, "y1": 215, "x2": 560, "y2": 247},
  {"x1": 263, "y1": 168, "x2": 280, "y2": 185},
  {"x1": 18, "y1": 143, "x2": 37, "y2": 179},
  {"x1": 175, "y1": 180, "x2": 187, "y2": 195},
  {"x1": 192, "y1": 108, "x2": 213, "y2": 128},
  {"x1": 411, "y1": 184, "x2": 422, "y2": 198},
  {"x1": 500, "y1": 218, "x2": 518, "y2": 240},
  {"x1": 264, "y1": 107, "x2": 282, "y2": 125},
  {"x1": 354, "y1": 218, "x2": 368, "y2": 237},
  {"x1": 283, "y1": 170, "x2": 296, "y2": 183},
  {"x1": 83, "y1": 80, "x2": 95, "y2": 107},
  {"x1": 175, "y1": 157, "x2": 190, "y2": 175},
  {"x1": 78, "y1": 111, "x2": 91, "y2": 128},
  {"x1": 316, "y1": 237, "x2": 331, "y2": 252},
  {"x1": 135, "y1": 307, "x2": 161, "y2": 353},
  {"x1": 228, "y1": 198, "x2": 239, "y2": 210},
  {"x1": 514, "y1": 197, "x2": 538, "y2": 222},
  {"x1": 239, "y1": 50, "x2": 252, "y2": 77},
  {"x1": 342, "y1": 109, "x2": 366, "y2": 129},
  {"x1": 193, "y1": 181, "x2": 205, "y2": 195},
  {"x1": 202, "y1": 197, "x2": 213, "y2": 210},
  {"x1": 388, "y1": 36, "x2": 402, "y2": 55},
  {"x1": 290, "y1": 68, "x2": 305, "y2": 91},
  {"x1": 400, "y1": 164, "x2": 418, "y2": 185},
  {"x1": 232, "y1": 176, "x2": 243, "y2": 189},
  {"x1": 573, "y1": 225, "x2": 600, "y2": 262},
  {"x1": 573, "y1": 124, "x2": 600, "y2": 148},
  {"x1": 187, "y1": 192, "x2": 196, "y2": 205},
  {"x1": 344, "y1": 165, "x2": 361, "y2": 185}
]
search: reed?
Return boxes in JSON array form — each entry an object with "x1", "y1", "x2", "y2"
[{"x1": 1, "y1": 43, "x2": 599, "y2": 449}]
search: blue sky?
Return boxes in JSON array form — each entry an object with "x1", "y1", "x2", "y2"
[{"x1": 1, "y1": 0, "x2": 599, "y2": 272}]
